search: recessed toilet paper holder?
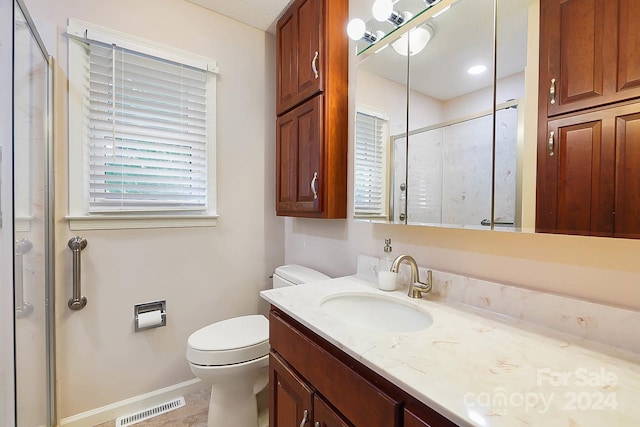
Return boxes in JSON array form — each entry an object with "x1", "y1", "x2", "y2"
[{"x1": 134, "y1": 300, "x2": 166, "y2": 332}]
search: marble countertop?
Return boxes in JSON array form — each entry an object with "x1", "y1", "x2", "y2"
[{"x1": 260, "y1": 276, "x2": 640, "y2": 427}]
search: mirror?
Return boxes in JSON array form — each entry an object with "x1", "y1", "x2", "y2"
[{"x1": 353, "y1": 0, "x2": 538, "y2": 232}]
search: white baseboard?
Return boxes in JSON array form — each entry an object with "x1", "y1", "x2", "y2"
[{"x1": 59, "y1": 378, "x2": 205, "y2": 427}]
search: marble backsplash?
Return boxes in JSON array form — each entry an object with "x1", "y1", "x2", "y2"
[{"x1": 355, "y1": 255, "x2": 640, "y2": 354}]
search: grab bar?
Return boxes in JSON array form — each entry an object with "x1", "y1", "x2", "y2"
[
  {"x1": 15, "y1": 238, "x2": 34, "y2": 318},
  {"x1": 480, "y1": 219, "x2": 515, "y2": 227},
  {"x1": 68, "y1": 236, "x2": 88, "y2": 310}
]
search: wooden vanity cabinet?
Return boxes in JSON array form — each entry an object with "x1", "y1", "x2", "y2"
[
  {"x1": 269, "y1": 308, "x2": 457, "y2": 427},
  {"x1": 540, "y1": 0, "x2": 640, "y2": 117},
  {"x1": 275, "y1": 0, "x2": 348, "y2": 218},
  {"x1": 270, "y1": 353, "x2": 352, "y2": 427}
]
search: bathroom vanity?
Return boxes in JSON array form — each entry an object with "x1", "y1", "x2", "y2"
[
  {"x1": 261, "y1": 260, "x2": 640, "y2": 427},
  {"x1": 269, "y1": 307, "x2": 452, "y2": 427}
]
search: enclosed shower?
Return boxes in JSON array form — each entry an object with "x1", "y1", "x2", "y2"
[{"x1": 0, "y1": 0, "x2": 55, "y2": 425}]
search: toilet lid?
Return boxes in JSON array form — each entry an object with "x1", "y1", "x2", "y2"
[
  {"x1": 275, "y1": 265, "x2": 330, "y2": 285},
  {"x1": 187, "y1": 315, "x2": 269, "y2": 366}
]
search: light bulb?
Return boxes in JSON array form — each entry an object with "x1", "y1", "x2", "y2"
[
  {"x1": 347, "y1": 18, "x2": 366, "y2": 41},
  {"x1": 372, "y1": 0, "x2": 393, "y2": 22},
  {"x1": 392, "y1": 25, "x2": 433, "y2": 56}
]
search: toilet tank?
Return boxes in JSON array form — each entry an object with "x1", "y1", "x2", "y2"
[{"x1": 273, "y1": 265, "x2": 330, "y2": 288}]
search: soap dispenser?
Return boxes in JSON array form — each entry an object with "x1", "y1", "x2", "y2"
[{"x1": 378, "y1": 238, "x2": 397, "y2": 291}]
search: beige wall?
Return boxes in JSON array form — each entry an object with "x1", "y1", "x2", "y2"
[{"x1": 27, "y1": 0, "x2": 282, "y2": 419}]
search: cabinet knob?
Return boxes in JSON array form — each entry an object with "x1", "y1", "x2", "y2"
[
  {"x1": 315, "y1": 423, "x2": 321, "y2": 427},
  {"x1": 548, "y1": 130, "x2": 555, "y2": 157},
  {"x1": 550, "y1": 78, "x2": 556, "y2": 105},
  {"x1": 312, "y1": 51, "x2": 319, "y2": 79},
  {"x1": 299, "y1": 409, "x2": 309, "y2": 427},
  {"x1": 311, "y1": 171, "x2": 319, "y2": 200}
]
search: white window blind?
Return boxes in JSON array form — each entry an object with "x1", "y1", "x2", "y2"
[
  {"x1": 354, "y1": 111, "x2": 388, "y2": 217},
  {"x1": 85, "y1": 42, "x2": 208, "y2": 212}
]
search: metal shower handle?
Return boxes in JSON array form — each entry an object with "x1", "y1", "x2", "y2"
[{"x1": 68, "y1": 236, "x2": 88, "y2": 311}]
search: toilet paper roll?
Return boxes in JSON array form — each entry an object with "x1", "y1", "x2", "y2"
[{"x1": 137, "y1": 310, "x2": 163, "y2": 329}]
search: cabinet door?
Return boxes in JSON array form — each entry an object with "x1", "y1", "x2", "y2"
[
  {"x1": 270, "y1": 353, "x2": 314, "y2": 427},
  {"x1": 536, "y1": 108, "x2": 617, "y2": 235},
  {"x1": 276, "y1": 0, "x2": 323, "y2": 114},
  {"x1": 614, "y1": 110, "x2": 640, "y2": 238},
  {"x1": 541, "y1": 0, "x2": 640, "y2": 116},
  {"x1": 276, "y1": 95, "x2": 323, "y2": 216},
  {"x1": 276, "y1": 8, "x2": 298, "y2": 114},
  {"x1": 296, "y1": 0, "x2": 323, "y2": 102},
  {"x1": 313, "y1": 395, "x2": 353, "y2": 427}
]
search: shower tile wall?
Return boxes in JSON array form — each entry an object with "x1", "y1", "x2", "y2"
[{"x1": 405, "y1": 107, "x2": 518, "y2": 227}]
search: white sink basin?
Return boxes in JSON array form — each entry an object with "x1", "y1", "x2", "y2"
[{"x1": 320, "y1": 292, "x2": 433, "y2": 333}]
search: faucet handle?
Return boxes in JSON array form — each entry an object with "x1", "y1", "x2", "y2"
[{"x1": 408, "y1": 270, "x2": 433, "y2": 298}]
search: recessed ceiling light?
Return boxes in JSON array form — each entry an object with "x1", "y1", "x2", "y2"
[{"x1": 467, "y1": 65, "x2": 487, "y2": 75}]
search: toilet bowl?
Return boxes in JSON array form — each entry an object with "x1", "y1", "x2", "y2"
[{"x1": 186, "y1": 265, "x2": 329, "y2": 427}]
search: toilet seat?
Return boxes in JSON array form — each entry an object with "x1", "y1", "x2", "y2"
[{"x1": 187, "y1": 315, "x2": 269, "y2": 366}]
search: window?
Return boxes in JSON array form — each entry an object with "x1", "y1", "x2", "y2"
[
  {"x1": 67, "y1": 19, "x2": 218, "y2": 229},
  {"x1": 354, "y1": 109, "x2": 389, "y2": 219}
]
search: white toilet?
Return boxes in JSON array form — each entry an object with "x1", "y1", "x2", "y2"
[{"x1": 186, "y1": 265, "x2": 329, "y2": 427}]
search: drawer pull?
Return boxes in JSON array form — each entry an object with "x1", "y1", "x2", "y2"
[
  {"x1": 550, "y1": 78, "x2": 556, "y2": 104},
  {"x1": 311, "y1": 171, "x2": 318, "y2": 199},
  {"x1": 548, "y1": 130, "x2": 555, "y2": 157},
  {"x1": 312, "y1": 51, "x2": 319, "y2": 79},
  {"x1": 300, "y1": 409, "x2": 309, "y2": 427}
]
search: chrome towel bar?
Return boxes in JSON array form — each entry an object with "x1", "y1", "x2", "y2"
[{"x1": 68, "y1": 236, "x2": 88, "y2": 310}]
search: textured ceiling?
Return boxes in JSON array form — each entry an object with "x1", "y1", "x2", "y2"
[{"x1": 185, "y1": 0, "x2": 294, "y2": 33}]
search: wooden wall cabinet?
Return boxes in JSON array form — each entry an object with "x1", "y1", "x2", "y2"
[
  {"x1": 537, "y1": 0, "x2": 640, "y2": 238},
  {"x1": 269, "y1": 308, "x2": 456, "y2": 427},
  {"x1": 275, "y1": 0, "x2": 348, "y2": 218},
  {"x1": 540, "y1": 0, "x2": 640, "y2": 117}
]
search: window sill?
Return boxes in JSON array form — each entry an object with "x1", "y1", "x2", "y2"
[{"x1": 65, "y1": 214, "x2": 219, "y2": 231}]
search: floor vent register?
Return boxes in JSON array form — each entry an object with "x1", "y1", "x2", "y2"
[{"x1": 115, "y1": 397, "x2": 186, "y2": 426}]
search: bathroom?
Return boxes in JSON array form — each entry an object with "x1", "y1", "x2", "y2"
[{"x1": 2, "y1": 0, "x2": 639, "y2": 426}]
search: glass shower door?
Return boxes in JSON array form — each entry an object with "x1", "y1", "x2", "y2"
[{"x1": 10, "y1": 0, "x2": 55, "y2": 425}]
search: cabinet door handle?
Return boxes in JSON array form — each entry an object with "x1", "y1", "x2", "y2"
[
  {"x1": 312, "y1": 51, "x2": 319, "y2": 79},
  {"x1": 550, "y1": 78, "x2": 556, "y2": 105},
  {"x1": 311, "y1": 171, "x2": 318, "y2": 200},
  {"x1": 315, "y1": 423, "x2": 321, "y2": 427},
  {"x1": 548, "y1": 130, "x2": 555, "y2": 157},
  {"x1": 299, "y1": 409, "x2": 309, "y2": 427}
]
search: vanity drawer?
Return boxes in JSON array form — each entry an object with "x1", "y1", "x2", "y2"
[{"x1": 269, "y1": 309, "x2": 402, "y2": 427}]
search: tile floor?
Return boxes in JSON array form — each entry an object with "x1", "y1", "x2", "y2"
[{"x1": 95, "y1": 387, "x2": 269, "y2": 427}]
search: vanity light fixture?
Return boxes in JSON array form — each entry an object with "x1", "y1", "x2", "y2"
[
  {"x1": 392, "y1": 23, "x2": 434, "y2": 56},
  {"x1": 372, "y1": 0, "x2": 410, "y2": 27},
  {"x1": 467, "y1": 64, "x2": 487, "y2": 75},
  {"x1": 347, "y1": 18, "x2": 384, "y2": 43}
]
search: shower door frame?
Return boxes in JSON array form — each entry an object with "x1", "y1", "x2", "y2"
[{"x1": 2, "y1": 0, "x2": 56, "y2": 424}]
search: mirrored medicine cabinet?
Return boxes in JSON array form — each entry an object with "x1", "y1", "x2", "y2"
[{"x1": 353, "y1": 0, "x2": 539, "y2": 233}]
